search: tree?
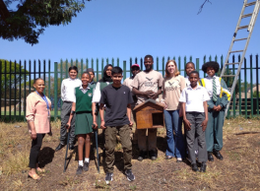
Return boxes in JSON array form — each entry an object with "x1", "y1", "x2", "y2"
[
  {"x1": 0, "y1": 59, "x2": 29, "y2": 98},
  {"x1": 0, "y1": 0, "x2": 90, "y2": 45}
]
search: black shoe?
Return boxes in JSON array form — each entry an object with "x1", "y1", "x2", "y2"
[
  {"x1": 76, "y1": 165, "x2": 83, "y2": 175},
  {"x1": 105, "y1": 172, "x2": 113, "y2": 184},
  {"x1": 69, "y1": 144, "x2": 75, "y2": 150},
  {"x1": 208, "y1": 152, "x2": 214, "y2": 162},
  {"x1": 83, "y1": 162, "x2": 89, "y2": 171},
  {"x1": 191, "y1": 163, "x2": 199, "y2": 172},
  {"x1": 55, "y1": 143, "x2": 65, "y2": 151},
  {"x1": 137, "y1": 151, "x2": 146, "y2": 161},
  {"x1": 200, "y1": 162, "x2": 207, "y2": 172},
  {"x1": 213, "y1": 150, "x2": 223, "y2": 160},
  {"x1": 125, "y1": 169, "x2": 135, "y2": 181},
  {"x1": 149, "y1": 150, "x2": 157, "y2": 160}
]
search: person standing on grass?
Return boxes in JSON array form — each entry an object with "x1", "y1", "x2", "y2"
[
  {"x1": 86, "y1": 68, "x2": 96, "y2": 88},
  {"x1": 162, "y1": 60, "x2": 186, "y2": 162},
  {"x1": 184, "y1": 62, "x2": 199, "y2": 157},
  {"x1": 66, "y1": 72, "x2": 94, "y2": 175},
  {"x1": 123, "y1": 63, "x2": 140, "y2": 144},
  {"x1": 92, "y1": 64, "x2": 113, "y2": 128},
  {"x1": 179, "y1": 71, "x2": 209, "y2": 172},
  {"x1": 55, "y1": 66, "x2": 82, "y2": 152},
  {"x1": 26, "y1": 78, "x2": 52, "y2": 180},
  {"x1": 201, "y1": 61, "x2": 230, "y2": 162},
  {"x1": 132, "y1": 55, "x2": 164, "y2": 161},
  {"x1": 98, "y1": 66, "x2": 135, "y2": 184}
]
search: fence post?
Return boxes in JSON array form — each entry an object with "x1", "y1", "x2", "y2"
[
  {"x1": 54, "y1": 62, "x2": 58, "y2": 120},
  {"x1": 244, "y1": 58, "x2": 248, "y2": 118},
  {"x1": 256, "y1": 55, "x2": 259, "y2": 115},
  {"x1": 250, "y1": 55, "x2": 253, "y2": 116},
  {"x1": 123, "y1": 60, "x2": 126, "y2": 80}
]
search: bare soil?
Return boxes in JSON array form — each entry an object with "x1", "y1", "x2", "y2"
[{"x1": 0, "y1": 118, "x2": 260, "y2": 190}]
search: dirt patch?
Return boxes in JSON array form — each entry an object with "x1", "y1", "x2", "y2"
[{"x1": 0, "y1": 118, "x2": 260, "y2": 190}]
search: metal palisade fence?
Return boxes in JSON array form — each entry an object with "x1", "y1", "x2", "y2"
[{"x1": 0, "y1": 55, "x2": 259, "y2": 122}]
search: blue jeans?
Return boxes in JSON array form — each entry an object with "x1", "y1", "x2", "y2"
[{"x1": 164, "y1": 110, "x2": 185, "y2": 158}]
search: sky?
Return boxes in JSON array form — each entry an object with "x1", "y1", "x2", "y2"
[{"x1": 0, "y1": 0, "x2": 259, "y2": 77}]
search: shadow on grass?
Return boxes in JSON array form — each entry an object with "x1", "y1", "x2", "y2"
[{"x1": 38, "y1": 147, "x2": 55, "y2": 168}]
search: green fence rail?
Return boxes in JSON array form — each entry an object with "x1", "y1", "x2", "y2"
[{"x1": 0, "y1": 55, "x2": 259, "y2": 122}]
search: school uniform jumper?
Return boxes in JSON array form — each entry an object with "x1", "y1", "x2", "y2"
[
  {"x1": 74, "y1": 86, "x2": 93, "y2": 135},
  {"x1": 201, "y1": 76, "x2": 230, "y2": 153}
]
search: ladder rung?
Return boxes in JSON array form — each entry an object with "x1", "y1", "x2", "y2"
[
  {"x1": 238, "y1": 25, "x2": 248, "y2": 30},
  {"x1": 222, "y1": 75, "x2": 236, "y2": 77},
  {"x1": 245, "y1": 2, "x2": 256, "y2": 7},
  {"x1": 229, "y1": 50, "x2": 244, "y2": 53},
  {"x1": 233, "y1": 38, "x2": 248, "y2": 42},
  {"x1": 242, "y1": 13, "x2": 253, "y2": 18},
  {"x1": 224, "y1": 62, "x2": 240, "y2": 65}
]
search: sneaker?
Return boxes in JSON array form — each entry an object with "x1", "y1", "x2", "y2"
[
  {"x1": 125, "y1": 169, "x2": 135, "y2": 181},
  {"x1": 149, "y1": 150, "x2": 157, "y2": 160},
  {"x1": 137, "y1": 151, "x2": 146, "y2": 161},
  {"x1": 83, "y1": 162, "x2": 89, "y2": 171},
  {"x1": 176, "y1": 158, "x2": 182, "y2": 163},
  {"x1": 76, "y1": 165, "x2": 83, "y2": 175},
  {"x1": 105, "y1": 172, "x2": 113, "y2": 184}
]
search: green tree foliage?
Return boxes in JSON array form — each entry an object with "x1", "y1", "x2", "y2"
[
  {"x1": 0, "y1": 59, "x2": 29, "y2": 98},
  {"x1": 0, "y1": 0, "x2": 90, "y2": 45}
]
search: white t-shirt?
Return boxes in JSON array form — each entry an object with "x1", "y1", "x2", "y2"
[
  {"x1": 179, "y1": 85, "x2": 210, "y2": 113},
  {"x1": 61, "y1": 78, "x2": 82, "y2": 102}
]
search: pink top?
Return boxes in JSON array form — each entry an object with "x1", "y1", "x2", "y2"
[{"x1": 26, "y1": 92, "x2": 51, "y2": 134}]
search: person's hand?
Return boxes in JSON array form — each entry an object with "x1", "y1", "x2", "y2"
[
  {"x1": 66, "y1": 123, "x2": 71, "y2": 129},
  {"x1": 129, "y1": 120, "x2": 133, "y2": 127},
  {"x1": 48, "y1": 131, "x2": 52, "y2": 136},
  {"x1": 201, "y1": 119, "x2": 208, "y2": 131},
  {"x1": 144, "y1": 90, "x2": 156, "y2": 98},
  {"x1": 31, "y1": 129, "x2": 37, "y2": 140},
  {"x1": 100, "y1": 120, "x2": 106, "y2": 129},
  {"x1": 183, "y1": 119, "x2": 191, "y2": 131},
  {"x1": 215, "y1": 105, "x2": 222, "y2": 111},
  {"x1": 150, "y1": 93, "x2": 158, "y2": 100},
  {"x1": 162, "y1": 102, "x2": 167, "y2": 109},
  {"x1": 92, "y1": 122, "x2": 98, "y2": 129},
  {"x1": 213, "y1": 105, "x2": 217, "y2": 111}
]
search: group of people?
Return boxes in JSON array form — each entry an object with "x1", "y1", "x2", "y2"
[{"x1": 25, "y1": 54, "x2": 230, "y2": 183}]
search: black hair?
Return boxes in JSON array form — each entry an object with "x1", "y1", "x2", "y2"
[
  {"x1": 69, "y1": 66, "x2": 78, "y2": 73},
  {"x1": 86, "y1": 68, "x2": 95, "y2": 75},
  {"x1": 99, "y1": 64, "x2": 113, "y2": 82},
  {"x1": 202, "y1": 61, "x2": 219, "y2": 73},
  {"x1": 33, "y1": 78, "x2": 44, "y2": 84},
  {"x1": 189, "y1": 70, "x2": 199, "y2": 77},
  {"x1": 185, "y1": 62, "x2": 195, "y2": 69},
  {"x1": 144, "y1": 54, "x2": 154, "y2": 62},
  {"x1": 112, "y1": 66, "x2": 123, "y2": 75},
  {"x1": 81, "y1": 71, "x2": 90, "y2": 78}
]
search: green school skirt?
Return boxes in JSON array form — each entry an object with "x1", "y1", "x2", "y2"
[{"x1": 75, "y1": 113, "x2": 93, "y2": 135}]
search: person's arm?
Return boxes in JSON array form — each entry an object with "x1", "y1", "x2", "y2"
[
  {"x1": 66, "y1": 102, "x2": 76, "y2": 129},
  {"x1": 132, "y1": 87, "x2": 154, "y2": 98},
  {"x1": 179, "y1": 76, "x2": 186, "y2": 117},
  {"x1": 127, "y1": 104, "x2": 133, "y2": 126},
  {"x1": 216, "y1": 78, "x2": 230, "y2": 111},
  {"x1": 26, "y1": 95, "x2": 37, "y2": 140},
  {"x1": 150, "y1": 87, "x2": 162, "y2": 100},
  {"x1": 92, "y1": 102, "x2": 98, "y2": 129},
  {"x1": 99, "y1": 103, "x2": 106, "y2": 129},
  {"x1": 61, "y1": 80, "x2": 65, "y2": 101},
  {"x1": 201, "y1": 101, "x2": 209, "y2": 131},
  {"x1": 182, "y1": 102, "x2": 191, "y2": 130}
]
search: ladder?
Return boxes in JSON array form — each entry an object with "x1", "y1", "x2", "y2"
[{"x1": 220, "y1": 0, "x2": 260, "y2": 116}]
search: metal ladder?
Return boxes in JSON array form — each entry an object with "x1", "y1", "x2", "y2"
[{"x1": 220, "y1": 0, "x2": 260, "y2": 116}]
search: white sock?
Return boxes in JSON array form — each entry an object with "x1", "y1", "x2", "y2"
[
  {"x1": 85, "y1": 158, "x2": 89, "y2": 163},
  {"x1": 79, "y1": 160, "x2": 83, "y2": 166}
]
